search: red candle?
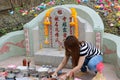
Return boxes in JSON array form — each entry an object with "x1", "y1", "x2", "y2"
[{"x1": 23, "y1": 58, "x2": 27, "y2": 66}]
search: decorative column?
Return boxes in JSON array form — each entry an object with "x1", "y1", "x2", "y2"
[
  {"x1": 95, "y1": 32, "x2": 101, "y2": 50},
  {"x1": 24, "y1": 29, "x2": 30, "y2": 55}
]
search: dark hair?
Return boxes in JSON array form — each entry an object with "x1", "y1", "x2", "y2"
[{"x1": 64, "y1": 35, "x2": 80, "y2": 67}]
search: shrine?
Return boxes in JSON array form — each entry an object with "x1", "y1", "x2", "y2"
[{"x1": 23, "y1": 4, "x2": 104, "y2": 67}]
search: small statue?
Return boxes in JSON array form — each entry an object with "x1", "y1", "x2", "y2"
[{"x1": 92, "y1": 72, "x2": 106, "y2": 80}]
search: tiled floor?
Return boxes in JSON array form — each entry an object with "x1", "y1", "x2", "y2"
[{"x1": 0, "y1": 55, "x2": 119, "y2": 80}]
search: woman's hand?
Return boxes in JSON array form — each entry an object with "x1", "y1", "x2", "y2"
[
  {"x1": 60, "y1": 74, "x2": 67, "y2": 80},
  {"x1": 66, "y1": 71, "x2": 74, "y2": 78},
  {"x1": 51, "y1": 72, "x2": 58, "y2": 78}
]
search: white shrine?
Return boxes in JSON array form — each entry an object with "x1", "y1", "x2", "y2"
[{"x1": 23, "y1": 4, "x2": 104, "y2": 67}]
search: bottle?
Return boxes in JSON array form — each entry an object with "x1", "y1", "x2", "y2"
[{"x1": 23, "y1": 58, "x2": 27, "y2": 66}]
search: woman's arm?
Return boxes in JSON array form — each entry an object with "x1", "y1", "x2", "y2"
[
  {"x1": 53, "y1": 55, "x2": 69, "y2": 76},
  {"x1": 67, "y1": 56, "x2": 86, "y2": 75},
  {"x1": 55, "y1": 55, "x2": 69, "y2": 73}
]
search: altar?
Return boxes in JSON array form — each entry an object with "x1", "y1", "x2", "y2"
[{"x1": 34, "y1": 48, "x2": 72, "y2": 68}]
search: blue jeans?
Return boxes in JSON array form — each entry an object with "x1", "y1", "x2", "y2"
[{"x1": 81, "y1": 55, "x2": 103, "y2": 72}]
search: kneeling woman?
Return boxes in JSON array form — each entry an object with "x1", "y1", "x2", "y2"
[{"x1": 52, "y1": 35, "x2": 103, "y2": 79}]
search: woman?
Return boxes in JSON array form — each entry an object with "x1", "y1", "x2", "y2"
[{"x1": 52, "y1": 35, "x2": 103, "y2": 79}]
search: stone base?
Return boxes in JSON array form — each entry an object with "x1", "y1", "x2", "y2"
[{"x1": 34, "y1": 48, "x2": 72, "y2": 68}]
